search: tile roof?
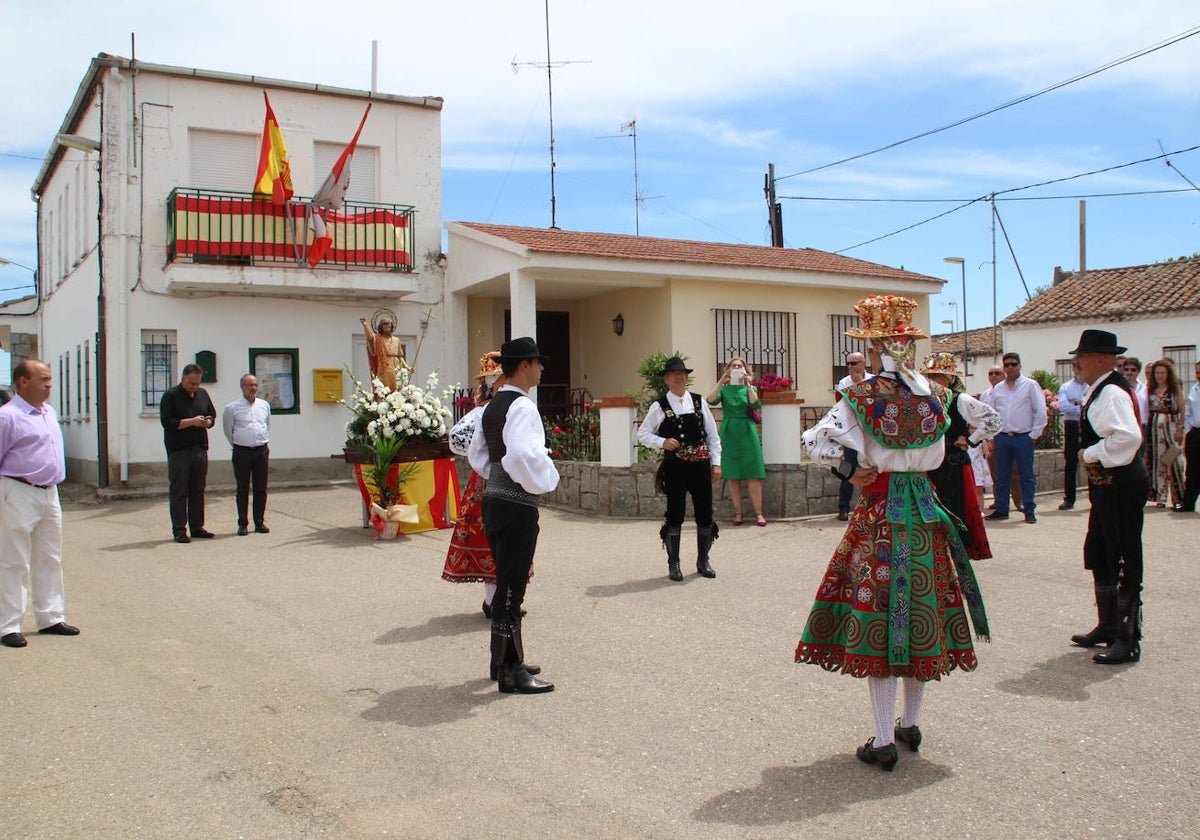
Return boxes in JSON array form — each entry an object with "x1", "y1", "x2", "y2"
[
  {"x1": 930, "y1": 326, "x2": 1004, "y2": 358},
  {"x1": 1001, "y1": 258, "x2": 1200, "y2": 326},
  {"x1": 453, "y1": 222, "x2": 940, "y2": 284}
]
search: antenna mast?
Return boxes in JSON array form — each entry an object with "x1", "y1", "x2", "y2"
[{"x1": 513, "y1": 1, "x2": 589, "y2": 229}]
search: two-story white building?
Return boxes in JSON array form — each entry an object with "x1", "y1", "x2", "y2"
[{"x1": 32, "y1": 53, "x2": 448, "y2": 488}]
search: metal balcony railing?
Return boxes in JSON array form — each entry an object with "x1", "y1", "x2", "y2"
[{"x1": 166, "y1": 188, "x2": 416, "y2": 271}]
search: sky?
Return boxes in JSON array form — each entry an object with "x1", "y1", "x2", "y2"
[{"x1": 1, "y1": 0, "x2": 1198, "y2": 332}]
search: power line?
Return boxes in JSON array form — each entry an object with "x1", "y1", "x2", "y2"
[
  {"x1": 780, "y1": 187, "x2": 1196, "y2": 204},
  {"x1": 776, "y1": 25, "x2": 1200, "y2": 182}
]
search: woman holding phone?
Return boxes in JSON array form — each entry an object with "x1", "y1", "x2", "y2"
[{"x1": 707, "y1": 357, "x2": 768, "y2": 526}]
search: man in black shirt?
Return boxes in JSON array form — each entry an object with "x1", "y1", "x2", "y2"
[{"x1": 160, "y1": 364, "x2": 217, "y2": 543}]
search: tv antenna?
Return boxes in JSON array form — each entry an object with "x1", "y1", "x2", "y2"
[
  {"x1": 511, "y1": 0, "x2": 590, "y2": 229},
  {"x1": 598, "y1": 120, "x2": 662, "y2": 236}
]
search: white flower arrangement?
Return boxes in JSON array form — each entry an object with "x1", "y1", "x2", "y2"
[{"x1": 342, "y1": 368, "x2": 456, "y2": 447}]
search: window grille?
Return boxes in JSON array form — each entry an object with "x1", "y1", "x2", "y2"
[
  {"x1": 84, "y1": 340, "x2": 91, "y2": 417},
  {"x1": 829, "y1": 314, "x2": 867, "y2": 387},
  {"x1": 1055, "y1": 359, "x2": 1074, "y2": 386},
  {"x1": 712, "y1": 309, "x2": 796, "y2": 383},
  {"x1": 142, "y1": 330, "x2": 177, "y2": 409},
  {"x1": 1163, "y1": 345, "x2": 1196, "y2": 395},
  {"x1": 75, "y1": 344, "x2": 83, "y2": 416}
]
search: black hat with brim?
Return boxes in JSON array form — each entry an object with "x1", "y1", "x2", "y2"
[
  {"x1": 497, "y1": 336, "x2": 550, "y2": 363},
  {"x1": 660, "y1": 356, "x2": 693, "y2": 376},
  {"x1": 1068, "y1": 329, "x2": 1126, "y2": 355}
]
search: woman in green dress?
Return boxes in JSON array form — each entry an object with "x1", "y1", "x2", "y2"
[{"x1": 707, "y1": 358, "x2": 768, "y2": 525}]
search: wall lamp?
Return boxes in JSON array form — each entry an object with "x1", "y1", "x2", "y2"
[{"x1": 612, "y1": 313, "x2": 625, "y2": 336}]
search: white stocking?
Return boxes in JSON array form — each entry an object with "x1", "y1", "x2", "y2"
[
  {"x1": 484, "y1": 582, "x2": 497, "y2": 605},
  {"x1": 867, "y1": 676, "x2": 897, "y2": 746},
  {"x1": 901, "y1": 678, "x2": 926, "y2": 728}
]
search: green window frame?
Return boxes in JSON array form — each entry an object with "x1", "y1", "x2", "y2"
[{"x1": 249, "y1": 347, "x2": 300, "y2": 415}]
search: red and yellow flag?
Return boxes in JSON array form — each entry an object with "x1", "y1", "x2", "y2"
[{"x1": 253, "y1": 92, "x2": 293, "y2": 205}]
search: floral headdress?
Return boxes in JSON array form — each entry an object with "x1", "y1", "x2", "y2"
[{"x1": 477, "y1": 350, "x2": 503, "y2": 380}]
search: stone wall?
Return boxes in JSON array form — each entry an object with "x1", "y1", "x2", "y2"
[{"x1": 482, "y1": 451, "x2": 1080, "y2": 519}]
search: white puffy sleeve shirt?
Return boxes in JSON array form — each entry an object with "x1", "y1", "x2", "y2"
[
  {"x1": 1080, "y1": 379, "x2": 1143, "y2": 468},
  {"x1": 466, "y1": 386, "x2": 560, "y2": 494}
]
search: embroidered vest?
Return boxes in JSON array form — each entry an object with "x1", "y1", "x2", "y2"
[
  {"x1": 841, "y1": 376, "x2": 950, "y2": 450},
  {"x1": 655, "y1": 393, "x2": 707, "y2": 447}
]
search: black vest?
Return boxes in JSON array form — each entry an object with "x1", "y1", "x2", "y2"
[
  {"x1": 481, "y1": 390, "x2": 522, "y2": 463},
  {"x1": 655, "y1": 393, "x2": 708, "y2": 447},
  {"x1": 1081, "y1": 371, "x2": 1147, "y2": 484}
]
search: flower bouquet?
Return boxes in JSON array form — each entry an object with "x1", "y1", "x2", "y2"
[{"x1": 340, "y1": 368, "x2": 456, "y2": 538}]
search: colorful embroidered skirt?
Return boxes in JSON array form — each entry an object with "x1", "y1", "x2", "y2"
[
  {"x1": 795, "y1": 472, "x2": 988, "y2": 681},
  {"x1": 441, "y1": 473, "x2": 533, "y2": 584}
]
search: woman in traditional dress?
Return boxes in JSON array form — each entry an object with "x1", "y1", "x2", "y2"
[
  {"x1": 360, "y1": 313, "x2": 413, "y2": 393},
  {"x1": 796, "y1": 295, "x2": 990, "y2": 773},
  {"x1": 706, "y1": 357, "x2": 768, "y2": 526},
  {"x1": 1145, "y1": 358, "x2": 1188, "y2": 509},
  {"x1": 920, "y1": 353, "x2": 1002, "y2": 560},
  {"x1": 443, "y1": 351, "x2": 531, "y2": 616}
]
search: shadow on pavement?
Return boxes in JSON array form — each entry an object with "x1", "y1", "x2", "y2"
[
  {"x1": 356, "y1": 679, "x2": 502, "y2": 726},
  {"x1": 585, "y1": 575, "x2": 702, "y2": 598},
  {"x1": 694, "y1": 755, "x2": 952, "y2": 825},
  {"x1": 995, "y1": 650, "x2": 1122, "y2": 700},
  {"x1": 375, "y1": 612, "x2": 486, "y2": 644}
]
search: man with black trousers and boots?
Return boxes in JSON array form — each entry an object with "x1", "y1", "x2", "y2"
[
  {"x1": 1068, "y1": 329, "x2": 1149, "y2": 665},
  {"x1": 1057, "y1": 359, "x2": 1087, "y2": 510},
  {"x1": 637, "y1": 357, "x2": 723, "y2": 582},
  {"x1": 467, "y1": 337, "x2": 559, "y2": 694}
]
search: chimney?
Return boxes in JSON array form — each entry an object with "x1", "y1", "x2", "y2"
[{"x1": 1053, "y1": 266, "x2": 1074, "y2": 286}]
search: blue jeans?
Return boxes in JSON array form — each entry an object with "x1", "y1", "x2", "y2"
[{"x1": 993, "y1": 433, "x2": 1036, "y2": 515}]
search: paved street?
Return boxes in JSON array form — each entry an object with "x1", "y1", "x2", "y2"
[{"x1": 3, "y1": 483, "x2": 1196, "y2": 839}]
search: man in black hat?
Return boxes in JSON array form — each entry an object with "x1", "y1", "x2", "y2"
[
  {"x1": 1068, "y1": 329, "x2": 1149, "y2": 665},
  {"x1": 467, "y1": 336, "x2": 559, "y2": 693},
  {"x1": 637, "y1": 357, "x2": 722, "y2": 581}
]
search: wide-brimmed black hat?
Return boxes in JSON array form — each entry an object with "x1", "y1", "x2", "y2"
[
  {"x1": 1068, "y1": 329, "x2": 1126, "y2": 355},
  {"x1": 660, "y1": 356, "x2": 693, "y2": 376},
  {"x1": 497, "y1": 336, "x2": 550, "y2": 363}
]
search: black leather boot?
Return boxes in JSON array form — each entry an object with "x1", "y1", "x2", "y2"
[
  {"x1": 696, "y1": 525, "x2": 716, "y2": 578},
  {"x1": 498, "y1": 622, "x2": 554, "y2": 694},
  {"x1": 1071, "y1": 584, "x2": 1119, "y2": 647},
  {"x1": 490, "y1": 617, "x2": 541, "y2": 681},
  {"x1": 1094, "y1": 592, "x2": 1141, "y2": 664},
  {"x1": 662, "y1": 524, "x2": 683, "y2": 581}
]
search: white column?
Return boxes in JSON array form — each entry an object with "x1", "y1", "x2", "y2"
[
  {"x1": 508, "y1": 268, "x2": 537, "y2": 339},
  {"x1": 599, "y1": 397, "x2": 638, "y2": 467},
  {"x1": 760, "y1": 394, "x2": 803, "y2": 465}
]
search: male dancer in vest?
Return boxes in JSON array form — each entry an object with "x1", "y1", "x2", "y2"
[
  {"x1": 467, "y1": 337, "x2": 559, "y2": 694},
  {"x1": 637, "y1": 357, "x2": 722, "y2": 581},
  {"x1": 1068, "y1": 329, "x2": 1149, "y2": 665}
]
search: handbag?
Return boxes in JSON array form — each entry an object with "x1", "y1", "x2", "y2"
[
  {"x1": 747, "y1": 407, "x2": 762, "y2": 424},
  {"x1": 1162, "y1": 442, "x2": 1183, "y2": 467}
]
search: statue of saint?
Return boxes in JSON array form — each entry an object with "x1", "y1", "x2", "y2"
[{"x1": 361, "y1": 312, "x2": 413, "y2": 393}]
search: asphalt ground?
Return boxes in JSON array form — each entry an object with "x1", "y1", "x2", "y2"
[{"x1": 3, "y1": 484, "x2": 1196, "y2": 839}]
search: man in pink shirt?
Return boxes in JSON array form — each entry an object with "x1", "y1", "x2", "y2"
[{"x1": 0, "y1": 360, "x2": 79, "y2": 649}]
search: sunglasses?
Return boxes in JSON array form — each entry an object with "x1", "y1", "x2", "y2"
[
  {"x1": 1123, "y1": 366, "x2": 1139, "y2": 372},
  {"x1": 1002, "y1": 362, "x2": 1019, "y2": 367},
  {"x1": 988, "y1": 371, "x2": 1003, "y2": 376},
  {"x1": 848, "y1": 361, "x2": 864, "y2": 366}
]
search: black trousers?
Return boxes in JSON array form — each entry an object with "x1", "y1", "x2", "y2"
[
  {"x1": 232, "y1": 444, "x2": 270, "y2": 527},
  {"x1": 167, "y1": 446, "x2": 208, "y2": 534},
  {"x1": 1084, "y1": 475, "x2": 1149, "y2": 591},
  {"x1": 662, "y1": 458, "x2": 714, "y2": 528},
  {"x1": 1062, "y1": 420, "x2": 1080, "y2": 504},
  {"x1": 1184, "y1": 428, "x2": 1200, "y2": 511},
  {"x1": 481, "y1": 497, "x2": 540, "y2": 630}
]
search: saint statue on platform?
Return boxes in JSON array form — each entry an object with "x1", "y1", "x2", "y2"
[{"x1": 361, "y1": 309, "x2": 413, "y2": 393}]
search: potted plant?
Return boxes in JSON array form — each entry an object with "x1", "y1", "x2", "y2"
[{"x1": 339, "y1": 368, "x2": 456, "y2": 538}]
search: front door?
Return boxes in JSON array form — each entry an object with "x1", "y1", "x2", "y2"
[{"x1": 504, "y1": 310, "x2": 570, "y2": 417}]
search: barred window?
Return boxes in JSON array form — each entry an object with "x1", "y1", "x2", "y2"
[
  {"x1": 1055, "y1": 359, "x2": 1074, "y2": 386},
  {"x1": 713, "y1": 309, "x2": 796, "y2": 383},
  {"x1": 829, "y1": 314, "x2": 867, "y2": 387},
  {"x1": 142, "y1": 330, "x2": 177, "y2": 409},
  {"x1": 1163, "y1": 345, "x2": 1196, "y2": 395}
]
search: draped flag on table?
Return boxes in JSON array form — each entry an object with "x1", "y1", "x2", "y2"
[
  {"x1": 253, "y1": 92, "x2": 293, "y2": 205},
  {"x1": 308, "y1": 104, "x2": 372, "y2": 267}
]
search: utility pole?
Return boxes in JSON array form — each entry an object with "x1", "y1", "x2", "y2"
[{"x1": 764, "y1": 164, "x2": 784, "y2": 247}]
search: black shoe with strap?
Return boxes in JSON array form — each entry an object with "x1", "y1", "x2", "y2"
[{"x1": 856, "y1": 737, "x2": 898, "y2": 771}]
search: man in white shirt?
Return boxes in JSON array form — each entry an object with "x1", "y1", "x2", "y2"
[
  {"x1": 468, "y1": 337, "x2": 560, "y2": 694},
  {"x1": 1121, "y1": 357, "x2": 1149, "y2": 426},
  {"x1": 1057, "y1": 361, "x2": 1087, "y2": 510},
  {"x1": 1182, "y1": 360, "x2": 1200, "y2": 513},
  {"x1": 833, "y1": 352, "x2": 871, "y2": 520},
  {"x1": 222, "y1": 374, "x2": 272, "y2": 536},
  {"x1": 638, "y1": 357, "x2": 722, "y2": 582},
  {"x1": 1068, "y1": 330, "x2": 1148, "y2": 665},
  {"x1": 982, "y1": 352, "x2": 1047, "y2": 523}
]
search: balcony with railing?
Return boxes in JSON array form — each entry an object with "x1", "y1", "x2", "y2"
[{"x1": 163, "y1": 188, "x2": 421, "y2": 298}]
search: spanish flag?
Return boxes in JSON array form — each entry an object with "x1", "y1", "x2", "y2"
[{"x1": 253, "y1": 92, "x2": 293, "y2": 205}]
